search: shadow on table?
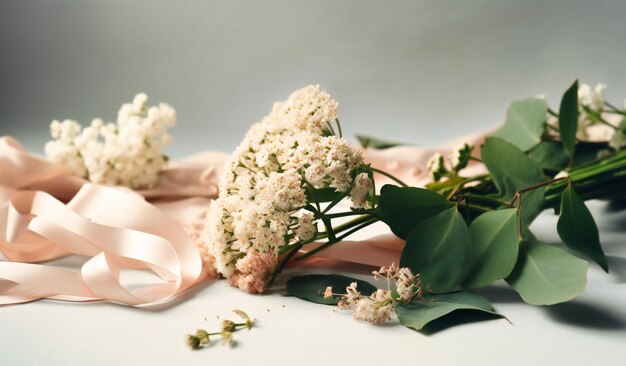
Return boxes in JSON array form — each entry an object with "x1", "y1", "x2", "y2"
[
  {"x1": 473, "y1": 285, "x2": 626, "y2": 333},
  {"x1": 545, "y1": 301, "x2": 626, "y2": 331},
  {"x1": 141, "y1": 279, "x2": 217, "y2": 313},
  {"x1": 607, "y1": 256, "x2": 626, "y2": 284},
  {"x1": 421, "y1": 310, "x2": 503, "y2": 335},
  {"x1": 59, "y1": 277, "x2": 217, "y2": 313}
]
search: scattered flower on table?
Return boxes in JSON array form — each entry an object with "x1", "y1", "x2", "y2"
[
  {"x1": 187, "y1": 309, "x2": 254, "y2": 350},
  {"x1": 325, "y1": 264, "x2": 424, "y2": 325}
]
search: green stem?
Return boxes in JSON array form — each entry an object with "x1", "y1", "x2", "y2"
[
  {"x1": 463, "y1": 193, "x2": 511, "y2": 207},
  {"x1": 321, "y1": 190, "x2": 349, "y2": 214},
  {"x1": 304, "y1": 180, "x2": 322, "y2": 212},
  {"x1": 328, "y1": 214, "x2": 377, "y2": 235},
  {"x1": 294, "y1": 217, "x2": 379, "y2": 262},
  {"x1": 324, "y1": 209, "x2": 372, "y2": 219},
  {"x1": 335, "y1": 119, "x2": 343, "y2": 138},
  {"x1": 605, "y1": 101, "x2": 626, "y2": 115},
  {"x1": 370, "y1": 167, "x2": 409, "y2": 187},
  {"x1": 270, "y1": 243, "x2": 302, "y2": 284},
  {"x1": 597, "y1": 116, "x2": 619, "y2": 130},
  {"x1": 543, "y1": 150, "x2": 626, "y2": 204}
]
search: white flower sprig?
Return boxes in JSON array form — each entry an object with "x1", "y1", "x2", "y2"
[
  {"x1": 205, "y1": 85, "x2": 374, "y2": 293},
  {"x1": 427, "y1": 142, "x2": 475, "y2": 182},
  {"x1": 44, "y1": 93, "x2": 175, "y2": 189},
  {"x1": 186, "y1": 309, "x2": 254, "y2": 350},
  {"x1": 324, "y1": 263, "x2": 424, "y2": 325}
]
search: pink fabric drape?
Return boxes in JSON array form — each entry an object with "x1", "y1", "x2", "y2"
[
  {"x1": 0, "y1": 137, "x2": 228, "y2": 306},
  {"x1": 0, "y1": 132, "x2": 486, "y2": 306}
]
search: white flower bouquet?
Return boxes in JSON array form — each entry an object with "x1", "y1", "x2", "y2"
[{"x1": 8, "y1": 80, "x2": 624, "y2": 336}]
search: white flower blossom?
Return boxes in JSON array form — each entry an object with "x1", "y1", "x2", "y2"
[
  {"x1": 338, "y1": 282, "x2": 363, "y2": 310},
  {"x1": 323, "y1": 286, "x2": 334, "y2": 299},
  {"x1": 395, "y1": 267, "x2": 420, "y2": 301},
  {"x1": 427, "y1": 152, "x2": 448, "y2": 181},
  {"x1": 205, "y1": 85, "x2": 366, "y2": 283},
  {"x1": 448, "y1": 142, "x2": 473, "y2": 172},
  {"x1": 295, "y1": 212, "x2": 316, "y2": 242},
  {"x1": 44, "y1": 94, "x2": 175, "y2": 189},
  {"x1": 579, "y1": 83, "x2": 606, "y2": 113},
  {"x1": 577, "y1": 83, "x2": 607, "y2": 139},
  {"x1": 333, "y1": 264, "x2": 423, "y2": 325},
  {"x1": 350, "y1": 172, "x2": 373, "y2": 208},
  {"x1": 352, "y1": 289, "x2": 393, "y2": 325}
]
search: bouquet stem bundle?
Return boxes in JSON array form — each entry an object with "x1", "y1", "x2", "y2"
[{"x1": 282, "y1": 80, "x2": 626, "y2": 330}]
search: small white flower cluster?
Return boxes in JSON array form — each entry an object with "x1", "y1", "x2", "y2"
[
  {"x1": 579, "y1": 83, "x2": 606, "y2": 115},
  {"x1": 372, "y1": 263, "x2": 423, "y2": 302},
  {"x1": 205, "y1": 85, "x2": 371, "y2": 291},
  {"x1": 609, "y1": 127, "x2": 626, "y2": 151},
  {"x1": 427, "y1": 142, "x2": 474, "y2": 181},
  {"x1": 577, "y1": 83, "x2": 607, "y2": 139},
  {"x1": 325, "y1": 264, "x2": 423, "y2": 325},
  {"x1": 44, "y1": 94, "x2": 175, "y2": 189},
  {"x1": 330, "y1": 282, "x2": 393, "y2": 325}
]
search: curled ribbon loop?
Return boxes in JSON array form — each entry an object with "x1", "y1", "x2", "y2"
[
  {"x1": 0, "y1": 136, "x2": 229, "y2": 307},
  {"x1": 0, "y1": 184, "x2": 203, "y2": 306}
]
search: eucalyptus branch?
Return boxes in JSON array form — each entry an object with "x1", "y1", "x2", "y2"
[{"x1": 507, "y1": 177, "x2": 568, "y2": 206}]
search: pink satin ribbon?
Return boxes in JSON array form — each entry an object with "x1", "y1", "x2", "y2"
[
  {"x1": 0, "y1": 136, "x2": 228, "y2": 306},
  {"x1": 0, "y1": 132, "x2": 487, "y2": 307}
]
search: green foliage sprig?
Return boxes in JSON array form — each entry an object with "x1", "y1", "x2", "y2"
[{"x1": 286, "y1": 80, "x2": 625, "y2": 332}]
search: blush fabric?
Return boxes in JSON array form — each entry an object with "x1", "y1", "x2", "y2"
[{"x1": 0, "y1": 133, "x2": 486, "y2": 307}]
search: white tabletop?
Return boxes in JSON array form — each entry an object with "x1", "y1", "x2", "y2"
[{"x1": 0, "y1": 200, "x2": 624, "y2": 366}]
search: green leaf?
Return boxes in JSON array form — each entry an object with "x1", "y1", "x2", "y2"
[
  {"x1": 558, "y1": 80, "x2": 579, "y2": 156},
  {"x1": 400, "y1": 207, "x2": 470, "y2": 292},
  {"x1": 481, "y1": 137, "x2": 548, "y2": 223},
  {"x1": 557, "y1": 185, "x2": 608, "y2": 272},
  {"x1": 481, "y1": 137, "x2": 548, "y2": 200},
  {"x1": 505, "y1": 236, "x2": 588, "y2": 305},
  {"x1": 463, "y1": 208, "x2": 519, "y2": 289},
  {"x1": 375, "y1": 185, "x2": 453, "y2": 240},
  {"x1": 286, "y1": 274, "x2": 377, "y2": 305},
  {"x1": 356, "y1": 134, "x2": 406, "y2": 149},
  {"x1": 518, "y1": 188, "x2": 547, "y2": 224},
  {"x1": 528, "y1": 141, "x2": 569, "y2": 171},
  {"x1": 395, "y1": 291, "x2": 501, "y2": 331},
  {"x1": 492, "y1": 98, "x2": 548, "y2": 151}
]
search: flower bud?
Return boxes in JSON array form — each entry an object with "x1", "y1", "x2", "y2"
[
  {"x1": 186, "y1": 335, "x2": 201, "y2": 350},
  {"x1": 222, "y1": 320, "x2": 236, "y2": 333}
]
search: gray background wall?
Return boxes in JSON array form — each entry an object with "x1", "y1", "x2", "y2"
[{"x1": 1, "y1": 0, "x2": 625, "y2": 158}]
